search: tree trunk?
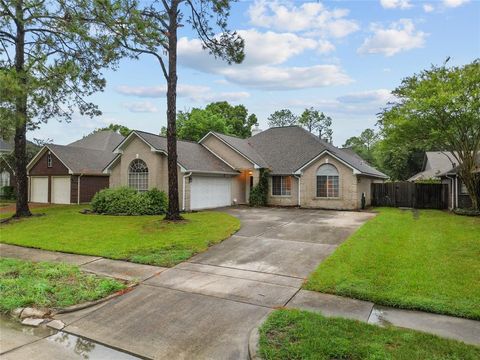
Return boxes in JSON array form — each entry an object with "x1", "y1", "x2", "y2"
[
  {"x1": 164, "y1": 0, "x2": 182, "y2": 221},
  {"x1": 14, "y1": 0, "x2": 31, "y2": 218}
]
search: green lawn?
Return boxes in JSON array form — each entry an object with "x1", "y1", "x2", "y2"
[
  {"x1": 305, "y1": 208, "x2": 480, "y2": 320},
  {"x1": 259, "y1": 309, "x2": 480, "y2": 360},
  {"x1": 0, "y1": 205, "x2": 240, "y2": 267},
  {"x1": 0, "y1": 258, "x2": 125, "y2": 313}
]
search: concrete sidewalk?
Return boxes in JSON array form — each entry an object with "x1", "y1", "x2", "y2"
[{"x1": 1, "y1": 207, "x2": 479, "y2": 359}]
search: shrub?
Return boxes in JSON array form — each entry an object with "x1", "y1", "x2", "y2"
[
  {"x1": 453, "y1": 208, "x2": 480, "y2": 217},
  {"x1": 0, "y1": 186, "x2": 15, "y2": 200},
  {"x1": 91, "y1": 187, "x2": 168, "y2": 215},
  {"x1": 249, "y1": 168, "x2": 269, "y2": 207}
]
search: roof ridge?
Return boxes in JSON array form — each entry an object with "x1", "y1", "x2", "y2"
[{"x1": 135, "y1": 130, "x2": 201, "y2": 145}]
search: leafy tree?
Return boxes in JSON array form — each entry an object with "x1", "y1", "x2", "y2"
[
  {"x1": 267, "y1": 109, "x2": 298, "y2": 128},
  {"x1": 343, "y1": 128, "x2": 379, "y2": 165},
  {"x1": 94, "y1": 123, "x2": 131, "y2": 137},
  {"x1": 299, "y1": 107, "x2": 333, "y2": 141},
  {"x1": 205, "y1": 101, "x2": 257, "y2": 138},
  {"x1": 379, "y1": 60, "x2": 480, "y2": 209},
  {"x1": 175, "y1": 101, "x2": 257, "y2": 141},
  {"x1": 95, "y1": 0, "x2": 244, "y2": 220},
  {"x1": 1, "y1": 0, "x2": 120, "y2": 217},
  {"x1": 177, "y1": 109, "x2": 227, "y2": 141}
]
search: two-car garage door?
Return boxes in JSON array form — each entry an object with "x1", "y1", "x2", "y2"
[
  {"x1": 30, "y1": 176, "x2": 71, "y2": 204},
  {"x1": 190, "y1": 176, "x2": 231, "y2": 210}
]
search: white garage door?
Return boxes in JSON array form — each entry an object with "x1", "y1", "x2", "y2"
[
  {"x1": 190, "y1": 176, "x2": 231, "y2": 210},
  {"x1": 51, "y1": 176, "x2": 71, "y2": 204},
  {"x1": 30, "y1": 177, "x2": 48, "y2": 203}
]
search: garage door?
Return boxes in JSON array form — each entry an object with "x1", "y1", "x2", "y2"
[
  {"x1": 30, "y1": 177, "x2": 48, "y2": 203},
  {"x1": 51, "y1": 176, "x2": 71, "y2": 204},
  {"x1": 190, "y1": 176, "x2": 231, "y2": 210}
]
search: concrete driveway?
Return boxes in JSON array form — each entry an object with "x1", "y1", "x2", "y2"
[{"x1": 59, "y1": 207, "x2": 375, "y2": 360}]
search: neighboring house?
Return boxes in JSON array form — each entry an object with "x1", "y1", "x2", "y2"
[
  {"x1": 409, "y1": 151, "x2": 480, "y2": 209},
  {"x1": 105, "y1": 126, "x2": 388, "y2": 210},
  {"x1": 0, "y1": 138, "x2": 15, "y2": 196},
  {"x1": 27, "y1": 131, "x2": 124, "y2": 204}
]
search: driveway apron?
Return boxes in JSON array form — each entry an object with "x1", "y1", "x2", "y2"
[{"x1": 59, "y1": 207, "x2": 373, "y2": 359}]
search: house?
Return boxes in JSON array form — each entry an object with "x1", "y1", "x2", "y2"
[
  {"x1": 104, "y1": 126, "x2": 388, "y2": 210},
  {"x1": 0, "y1": 138, "x2": 15, "y2": 196},
  {"x1": 27, "y1": 131, "x2": 124, "y2": 204},
  {"x1": 409, "y1": 151, "x2": 480, "y2": 209}
]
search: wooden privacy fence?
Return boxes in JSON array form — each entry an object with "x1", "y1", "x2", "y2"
[{"x1": 371, "y1": 182, "x2": 448, "y2": 209}]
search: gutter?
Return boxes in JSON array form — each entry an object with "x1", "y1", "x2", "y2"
[
  {"x1": 77, "y1": 174, "x2": 83, "y2": 204},
  {"x1": 182, "y1": 172, "x2": 192, "y2": 211}
]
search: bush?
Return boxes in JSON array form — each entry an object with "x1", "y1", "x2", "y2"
[
  {"x1": 249, "y1": 168, "x2": 269, "y2": 207},
  {"x1": 453, "y1": 208, "x2": 480, "y2": 217},
  {"x1": 0, "y1": 186, "x2": 15, "y2": 200},
  {"x1": 91, "y1": 187, "x2": 168, "y2": 215}
]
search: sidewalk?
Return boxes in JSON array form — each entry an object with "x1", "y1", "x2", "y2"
[{"x1": 1, "y1": 243, "x2": 479, "y2": 352}]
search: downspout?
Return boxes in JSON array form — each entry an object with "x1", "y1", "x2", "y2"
[
  {"x1": 294, "y1": 174, "x2": 301, "y2": 207},
  {"x1": 455, "y1": 176, "x2": 458, "y2": 208},
  {"x1": 182, "y1": 172, "x2": 192, "y2": 211},
  {"x1": 446, "y1": 174, "x2": 454, "y2": 210},
  {"x1": 77, "y1": 174, "x2": 83, "y2": 204}
]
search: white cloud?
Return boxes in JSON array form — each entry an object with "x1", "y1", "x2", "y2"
[
  {"x1": 358, "y1": 19, "x2": 427, "y2": 56},
  {"x1": 380, "y1": 0, "x2": 412, "y2": 9},
  {"x1": 443, "y1": 0, "x2": 470, "y2": 7},
  {"x1": 177, "y1": 30, "x2": 350, "y2": 90},
  {"x1": 122, "y1": 101, "x2": 159, "y2": 113},
  {"x1": 337, "y1": 89, "x2": 395, "y2": 104},
  {"x1": 116, "y1": 84, "x2": 249, "y2": 103},
  {"x1": 248, "y1": 0, "x2": 359, "y2": 38},
  {"x1": 423, "y1": 3, "x2": 435, "y2": 12}
]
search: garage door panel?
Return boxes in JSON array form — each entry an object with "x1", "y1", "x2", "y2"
[
  {"x1": 31, "y1": 177, "x2": 48, "y2": 203},
  {"x1": 51, "y1": 177, "x2": 71, "y2": 204},
  {"x1": 190, "y1": 176, "x2": 231, "y2": 210}
]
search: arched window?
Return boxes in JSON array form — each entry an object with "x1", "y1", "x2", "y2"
[
  {"x1": 128, "y1": 159, "x2": 148, "y2": 192},
  {"x1": 316, "y1": 164, "x2": 339, "y2": 198}
]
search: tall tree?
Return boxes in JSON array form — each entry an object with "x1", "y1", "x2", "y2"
[
  {"x1": 94, "y1": 123, "x2": 131, "y2": 137},
  {"x1": 267, "y1": 109, "x2": 297, "y2": 128},
  {"x1": 379, "y1": 60, "x2": 480, "y2": 209},
  {"x1": 176, "y1": 108, "x2": 227, "y2": 141},
  {"x1": 205, "y1": 101, "x2": 257, "y2": 138},
  {"x1": 95, "y1": 0, "x2": 244, "y2": 220},
  {"x1": 298, "y1": 107, "x2": 333, "y2": 141},
  {"x1": 1, "y1": 0, "x2": 120, "y2": 217},
  {"x1": 343, "y1": 128, "x2": 379, "y2": 165}
]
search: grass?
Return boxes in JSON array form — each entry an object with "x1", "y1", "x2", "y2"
[
  {"x1": 259, "y1": 309, "x2": 480, "y2": 360},
  {"x1": 0, "y1": 258, "x2": 125, "y2": 313},
  {"x1": 304, "y1": 208, "x2": 480, "y2": 320},
  {"x1": 0, "y1": 205, "x2": 240, "y2": 267}
]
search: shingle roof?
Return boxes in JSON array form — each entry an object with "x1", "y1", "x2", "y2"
[
  {"x1": 436, "y1": 152, "x2": 480, "y2": 177},
  {"x1": 408, "y1": 151, "x2": 458, "y2": 181},
  {"x1": 205, "y1": 126, "x2": 387, "y2": 178},
  {"x1": 134, "y1": 131, "x2": 238, "y2": 174},
  {"x1": 47, "y1": 144, "x2": 118, "y2": 174},
  {"x1": 0, "y1": 138, "x2": 13, "y2": 153},
  {"x1": 68, "y1": 130, "x2": 124, "y2": 152}
]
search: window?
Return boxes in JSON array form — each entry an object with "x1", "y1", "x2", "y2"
[
  {"x1": 272, "y1": 176, "x2": 291, "y2": 196},
  {"x1": 128, "y1": 159, "x2": 148, "y2": 192},
  {"x1": 47, "y1": 154, "x2": 52, "y2": 168},
  {"x1": 0, "y1": 171, "x2": 10, "y2": 187},
  {"x1": 460, "y1": 181, "x2": 468, "y2": 194},
  {"x1": 316, "y1": 164, "x2": 339, "y2": 198}
]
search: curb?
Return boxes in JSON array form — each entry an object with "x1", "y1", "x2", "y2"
[{"x1": 248, "y1": 312, "x2": 271, "y2": 360}]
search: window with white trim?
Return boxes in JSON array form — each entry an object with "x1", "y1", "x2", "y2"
[
  {"x1": 460, "y1": 181, "x2": 468, "y2": 194},
  {"x1": 0, "y1": 171, "x2": 10, "y2": 188},
  {"x1": 47, "y1": 154, "x2": 52, "y2": 168},
  {"x1": 316, "y1": 164, "x2": 339, "y2": 198},
  {"x1": 128, "y1": 159, "x2": 148, "y2": 192},
  {"x1": 272, "y1": 176, "x2": 291, "y2": 196}
]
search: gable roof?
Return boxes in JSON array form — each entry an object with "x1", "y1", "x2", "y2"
[
  {"x1": 408, "y1": 151, "x2": 458, "y2": 181},
  {"x1": 68, "y1": 130, "x2": 124, "y2": 152},
  {"x1": 202, "y1": 126, "x2": 387, "y2": 178},
  {"x1": 437, "y1": 152, "x2": 480, "y2": 177},
  {"x1": 112, "y1": 131, "x2": 238, "y2": 174},
  {"x1": 27, "y1": 130, "x2": 124, "y2": 175}
]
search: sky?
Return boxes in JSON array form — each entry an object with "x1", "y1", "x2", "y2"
[{"x1": 29, "y1": 0, "x2": 480, "y2": 147}]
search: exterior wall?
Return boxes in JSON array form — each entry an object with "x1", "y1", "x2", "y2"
[
  {"x1": 70, "y1": 175, "x2": 78, "y2": 203},
  {"x1": 300, "y1": 155, "x2": 358, "y2": 210},
  {"x1": 231, "y1": 171, "x2": 247, "y2": 204},
  {"x1": 29, "y1": 150, "x2": 69, "y2": 176},
  {"x1": 457, "y1": 178, "x2": 473, "y2": 209},
  {"x1": 267, "y1": 175, "x2": 299, "y2": 206},
  {"x1": 109, "y1": 161, "x2": 121, "y2": 188},
  {"x1": 79, "y1": 176, "x2": 109, "y2": 203},
  {"x1": 356, "y1": 176, "x2": 384, "y2": 207},
  {"x1": 202, "y1": 136, "x2": 254, "y2": 169}
]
